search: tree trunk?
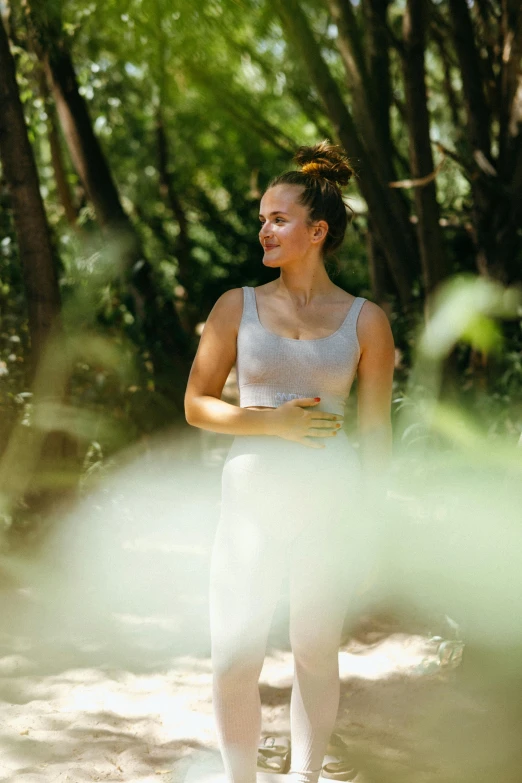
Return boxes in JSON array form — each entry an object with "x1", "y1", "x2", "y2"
[
  {"x1": 448, "y1": 0, "x2": 500, "y2": 279},
  {"x1": 449, "y1": 0, "x2": 492, "y2": 158},
  {"x1": 325, "y1": 0, "x2": 378, "y2": 152},
  {"x1": 402, "y1": 0, "x2": 448, "y2": 300},
  {"x1": 430, "y1": 24, "x2": 461, "y2": 131},
  {"x1": 495, "y1": 0, "x2": 522, "y2": 282},
  {"x1": 327, "y1": 0, "x2": 417, "y2": 290},
  {"x1": 0, "y1": 17, "x2": 61, "y2": 378},
  {"x1": 366, "y1": 217, "x2": 396, "y2": 309},
  {"x1": 362, "y1": 0, "x2": 407, "y2": 304},
  {"x1": 36, "y1": 62, "x2": 79, "y2": 226},
  {"x1": 0, "y1": 17, "x2": 81, "y2": 517},
  {"x1": 27, "y1": 2, "x2": 192, "y2": 413},
  {"x1": 156, "y1": 107, "x2": 192, "y2": 295},
  {"x1": 45, "y1": 44, "x2": 191, "y2": 378},
  {"x1": 449, "y1": 0, "x2": 522, "y2": 283},
  {"x1": 362, "y1": 0, "x2": 394, "y2": 164},
  {"x1": 498, "y1": 0, "x2": 522, "y2": 181}
]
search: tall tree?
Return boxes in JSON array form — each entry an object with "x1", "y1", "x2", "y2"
[
  {"x1": 25, "y1": 0, "x2": 192, "y2": 412},
  {"x1": 448, "y1": 0, "x2": 522, "y2": 282},
  {"x1": 361, "y1": 0, "x2": 399, "y2": 304},
  {"x1": 0, "y1": 14, "x2": 79, "y2": 513},
  {"x1": 401, "y1": 0, "x2": 448, "y2": 300},
  {"x1": 0, "y1": 15, "x2": 61, "y2": 378}
]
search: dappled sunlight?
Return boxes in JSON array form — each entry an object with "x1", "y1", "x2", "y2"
[{"x1": 339, "y1": 635, "x2": 443, "y2": 681}]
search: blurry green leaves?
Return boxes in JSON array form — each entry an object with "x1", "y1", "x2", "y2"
[
  {"x1": 420, "y1": 275, "x2": 521, "y2": 360},
  {"x1": 397, "y1": 274, "x2": 522, "y2": 459},
  {"x1": 460, "y1": 314, "x2": 503, "y2": 356}
]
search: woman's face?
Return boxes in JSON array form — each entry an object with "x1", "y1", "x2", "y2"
[{"x1": 258, "y1": 184, "x2": 326, "y2": 268}]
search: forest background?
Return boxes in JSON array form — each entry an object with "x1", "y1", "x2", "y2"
[{"x1": 0, "y1": 0, "x2": 521, "y2": 542}]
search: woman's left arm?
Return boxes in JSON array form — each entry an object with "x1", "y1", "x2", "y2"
[{"x1": 356, "y1": 301, "x2": 396, "y2": 480}]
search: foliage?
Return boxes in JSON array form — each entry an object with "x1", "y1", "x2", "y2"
[{"x1": 0, "y1": 0, "x2": 521, "y2": 540}]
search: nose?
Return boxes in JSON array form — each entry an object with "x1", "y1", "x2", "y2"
[{"x1": 259, "y1": 222, "x2": 273, "y2": 240}]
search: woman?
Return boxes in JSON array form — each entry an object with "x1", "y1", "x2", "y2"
[{"x1": 184, "y1": 141, "x2": 395, "y2": 783}]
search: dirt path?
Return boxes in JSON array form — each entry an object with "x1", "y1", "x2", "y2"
[
  {"x1": 0, "y1": 433, "x2": 517, "y2": 783},
  {"x1": 0, "y1": 584, "x2": 462, "y2": 783}
]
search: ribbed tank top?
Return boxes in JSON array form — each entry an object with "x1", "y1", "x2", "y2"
[{"x1": 236, "y1": 286, "x2": 367, "y2": 416}]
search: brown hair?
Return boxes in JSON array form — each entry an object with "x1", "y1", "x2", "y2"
[{"x1": 266, "y1": 140, "x2": 355, "y2": 258}]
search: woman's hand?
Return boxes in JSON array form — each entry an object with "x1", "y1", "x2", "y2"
[{"x1": 267, "y1": 397, "x2": 343, "y2": 448}]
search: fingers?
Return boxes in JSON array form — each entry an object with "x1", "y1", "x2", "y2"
[
  {"x1": 309, "y1": 419, "x2": 343, "y2": 430},
  {"x1": 310, "y1": 412, "x2": 344, "y2": 421},
  {"x1": 281, "y1": 398, "x2": 344, "y2": 444}
]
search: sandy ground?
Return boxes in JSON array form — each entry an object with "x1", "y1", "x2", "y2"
[
  {"x1": 0, "y1": 429, "x2": 519, "y2": 783},
  {"x1": 0, "y1": 583, "x2": 455, "y2": 783}
]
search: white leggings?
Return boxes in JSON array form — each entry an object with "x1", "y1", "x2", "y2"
[{"x1": 209, "y1": 431, "x2": 376, "y2": 783}]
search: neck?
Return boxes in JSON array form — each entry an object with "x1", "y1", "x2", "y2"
[{"x1": 275, "y1": 258, "x2": 333, "y2": 304}]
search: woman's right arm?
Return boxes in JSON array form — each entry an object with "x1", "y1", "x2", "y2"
[
  {"x1": 184, "y1": 288, "x2": 340, "y2": 445},
  {"x1": 184, "y1": 288, "x2": 276, "y2": 435}
]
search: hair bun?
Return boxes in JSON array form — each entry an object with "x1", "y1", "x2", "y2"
[{"x1": 293, "y1": 140, "x2": 354, "y2": 188}]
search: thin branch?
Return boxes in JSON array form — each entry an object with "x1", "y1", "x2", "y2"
[{"x1": 389, "y1": 150, "x2": 447, "y2": 189}]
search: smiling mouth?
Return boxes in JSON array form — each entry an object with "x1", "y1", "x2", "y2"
[{"x1": 264, "y1": 245, "x2": 279, "y2": 250}]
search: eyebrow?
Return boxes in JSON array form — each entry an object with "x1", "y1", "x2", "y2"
[{"x1": 258, "y1": 211, "x2": 289, "y2": 218}]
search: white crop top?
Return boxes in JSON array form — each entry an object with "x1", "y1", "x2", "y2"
[{"x1": 236, "y1": 286, "x2": 366, "y2": 416}]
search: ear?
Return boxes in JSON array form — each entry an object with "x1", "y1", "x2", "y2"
[{"x1": 310, "y1": 220, "x2": 329, "y2": 244}]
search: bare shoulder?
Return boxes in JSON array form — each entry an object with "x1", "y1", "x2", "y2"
[
  {"x1": 357, "y1": 299, "x2": 394, "y2": 351},
  {"x1": 206, "y1": 287, "x2": 244, "y2": 329},
  {"x1": 211, "y1": 286, "x2": 244, "y2": 314}
]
